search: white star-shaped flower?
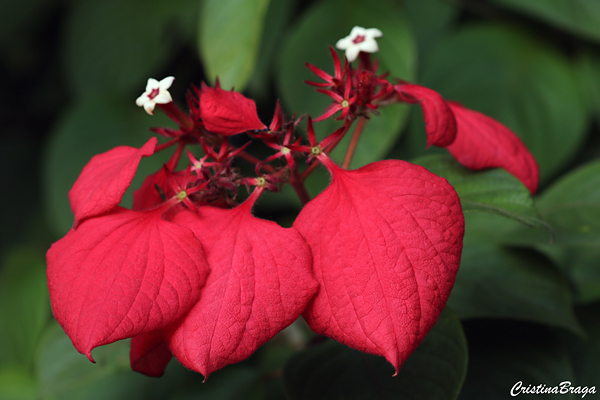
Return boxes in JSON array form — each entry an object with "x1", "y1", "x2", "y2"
[
  {"x1": 336, "y1": 26, "x2": 383, "y2": 63},
  {"x1": 135, "y1": 76, "x2": 175, "y2": 115}
]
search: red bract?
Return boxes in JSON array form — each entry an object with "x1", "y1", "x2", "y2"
[
  {"x1": 446, "y1": 102, "x2": 539, "y2": 194},
  {"x1": 161, "y1": 188, "x2": 318, "y2": 378},
  {"x1": 69, "y1": 137, "x2": 157, "y2": 225},
  {"x1": 46, "y1": 206, "x2": 210, "y2": 361},
  {"x1": 294, "y1": 156, "x2": 464, "y2": 373},
  {"x1": 130, "y1": 331, "x2": 173, "y2": 377},
  {"x1": 395, "y1": 84, "x2": 456, "y2": 148},
  {"x1": 199, "y1": 83, "x2": 266, "y2": 135},
  {"x1": 132, "y1": 167, "x2": 170, "y2": 211}
]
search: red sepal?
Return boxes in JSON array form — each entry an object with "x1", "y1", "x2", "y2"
[
  {"x1": 200, "y1": 83, "x2": 266, "y2": 135},
  {"x1": 46, "y1": 207, "x2": 209, "y2": 361},
  {"x1": 130, "y1": 331, "x2": 173, "y2": 377},
  {"x1": 395, "y1": 84, "x2": 456, "y2": 148},
  {"x1": 165, "y1": 189, "x2": 318, "y2": 378},
  {"x1": 69, "y1": 138, "x2": 157, "y2": 225},
  {"x1": 294, "y1": 157, "x2": 464, "y2": 374},
  {"x1": 446, "y1": 102, "x2": 539, "y2": 194}
]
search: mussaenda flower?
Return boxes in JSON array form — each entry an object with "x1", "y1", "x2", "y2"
[
  {"x1": 336, "y1": 26, "x2": 383, "y2": 62},
  {"x1": 136, "y1": 76, "x2": 175, "y2": 115}
]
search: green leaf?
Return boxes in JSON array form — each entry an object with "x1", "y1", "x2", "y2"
[
  {"x1": 459, "y1": 322, "x2": 577, "y2": 400},
  {"x1": 526, "y1": 159, "x2": 600, "y2": 303},
  {"x1": 574, "y1": 50, "x2": 600, "y2": 120},
  {"x1": 283, "y1": 308, "x2": 467, "y2": 400},
  {"x1": 490, "y1": 0, "x2": 600, "y2": 44},
  {"x1": 247, "y1": 0, "x2": 296, "y2": 101},
  {"x1": 277, "y1": 0, "x2": 415, "y2": 168},
  {"x1": 36, "y1": 322, "x2": 128, "y2": 399},
  {"x1": 538, "y1": 245, "x2": 600, "y2": 304},
  {"x1": 0, "y1": 248, "x2": 49, "y2": 369},
  {"x1": 63, "y1": 0, "x2": 189, "y2": 97},
  {"x1": 403, "y1": 0, "x2": 458, "y2": 58},
  {"x1": 0, "y1": 135, "x2": 40, "y2": 256},
  {"x1": 412, "y1": 154, "x2": 548, "y2": 228},
  {"x1": 0, "y1": 0, "x2": 50, "y2": 53},
  {"x1": 0, "y1": 368, "x2": 37, "y2": 400},
  {"x1": 169, "y1": 367, "x2": 262, "y2": 400},
  {"x1": 448, "y1": 244, "x2": 582, "y2": 335},
  {"x1": 559, "y1": 305, "x2": 600, "y2": 387},
  {"x1": 42, "y1": 95, "x2": 173, "y2": 237},
  {"x1": 536, "y1": 159, "x2": 600, "y2": 245},
  {"x1": 420, "y1": 24, "x2": 588, "y2": 183},
  {"x1": 457, "y1": 213, "x2": 550, "y2": 248},
  {"x1": 36, "y1": 322, "x2": 195, "y2": 400},
  {"x1": 199, "y1": 0, "x2": 271, "y2": 91},
  {"x1": 480, "y1": 159, "x2": 600, "y2": 247}
]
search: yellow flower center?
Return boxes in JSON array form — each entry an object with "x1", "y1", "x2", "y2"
[{"x1": 176, "y1": 190, "x2": 187, "y2": 201}]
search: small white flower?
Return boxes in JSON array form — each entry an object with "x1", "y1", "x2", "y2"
[
  {"x1": 336, "y1": 26, "x2": 383, "y2": 63},
  {"x1": 136, "y1": 76, "x2": 175, "y2": 115}
]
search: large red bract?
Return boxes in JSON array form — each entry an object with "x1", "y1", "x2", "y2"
[
  {"x1": 294, "y1": 156, "x2": 464, "y2": 373},
  {"x1": 47, "y1": 206, "x2": 210, "y2": 361},
  {"x1": 162, "y1": 190, "x2": 318, "y2": 378},
  {"x1": 69, "y1": 137, "x2": 157, "y2": 225},
  {"x1": 395, "y1": 84, "x2": 457, "y2": 148},
  {"x1": 447, "y1": 102, "x2": 539, "y2": 194}
]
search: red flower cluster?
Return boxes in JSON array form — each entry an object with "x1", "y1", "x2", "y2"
[{"x1": 47, "y1": 32, "x2": 538, "y2": 380}]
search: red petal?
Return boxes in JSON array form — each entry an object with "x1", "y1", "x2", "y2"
[
  {"x1": 165, "y1": 190, "x2": 317, "y2": 378},
  {"x1": 200, "y1": 84, "x2": 266, "y2": 135},
  {"x1": 130, "y1": 331, "x2": 172, "y2": 377},
  {"x1": 313, "y1": 103, "x2": 342, "y2": 122},
  {"x1": 446, "y1": 102, "x2": 539, "y2": 194},
  {"x1": 46, "y1": 207, "x2": 209, "y2": 361},
  {"x1": 293, "y1": 157, "x2": 464, "y2": 373},
  {"x1": 395, "y1": 84, "x2": 456, "y2": 147},
  {"x1": 69, "y1": 138, "x2": 157, "y2": 225},
  {"x1": 269, "y1": 100, "x2": 283, "y2": 132}
]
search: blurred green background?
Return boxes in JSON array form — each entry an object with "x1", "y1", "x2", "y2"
[{"x1": 1, "y1": 0, "x2": 600, "y2": 399}]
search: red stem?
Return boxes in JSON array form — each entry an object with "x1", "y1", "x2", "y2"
[
  {"x1": 166, "y1": 141, "x2": 186, "y2": 170},
  {"x1": 289, "y1": 169, "x2": 311, "y2": 205},
  {"x1": 237, "y1": 151, "x2": 276, "y2": 174},
  {"x1": 342, "y1": 116, "x2": 367, "y2": 169}
]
